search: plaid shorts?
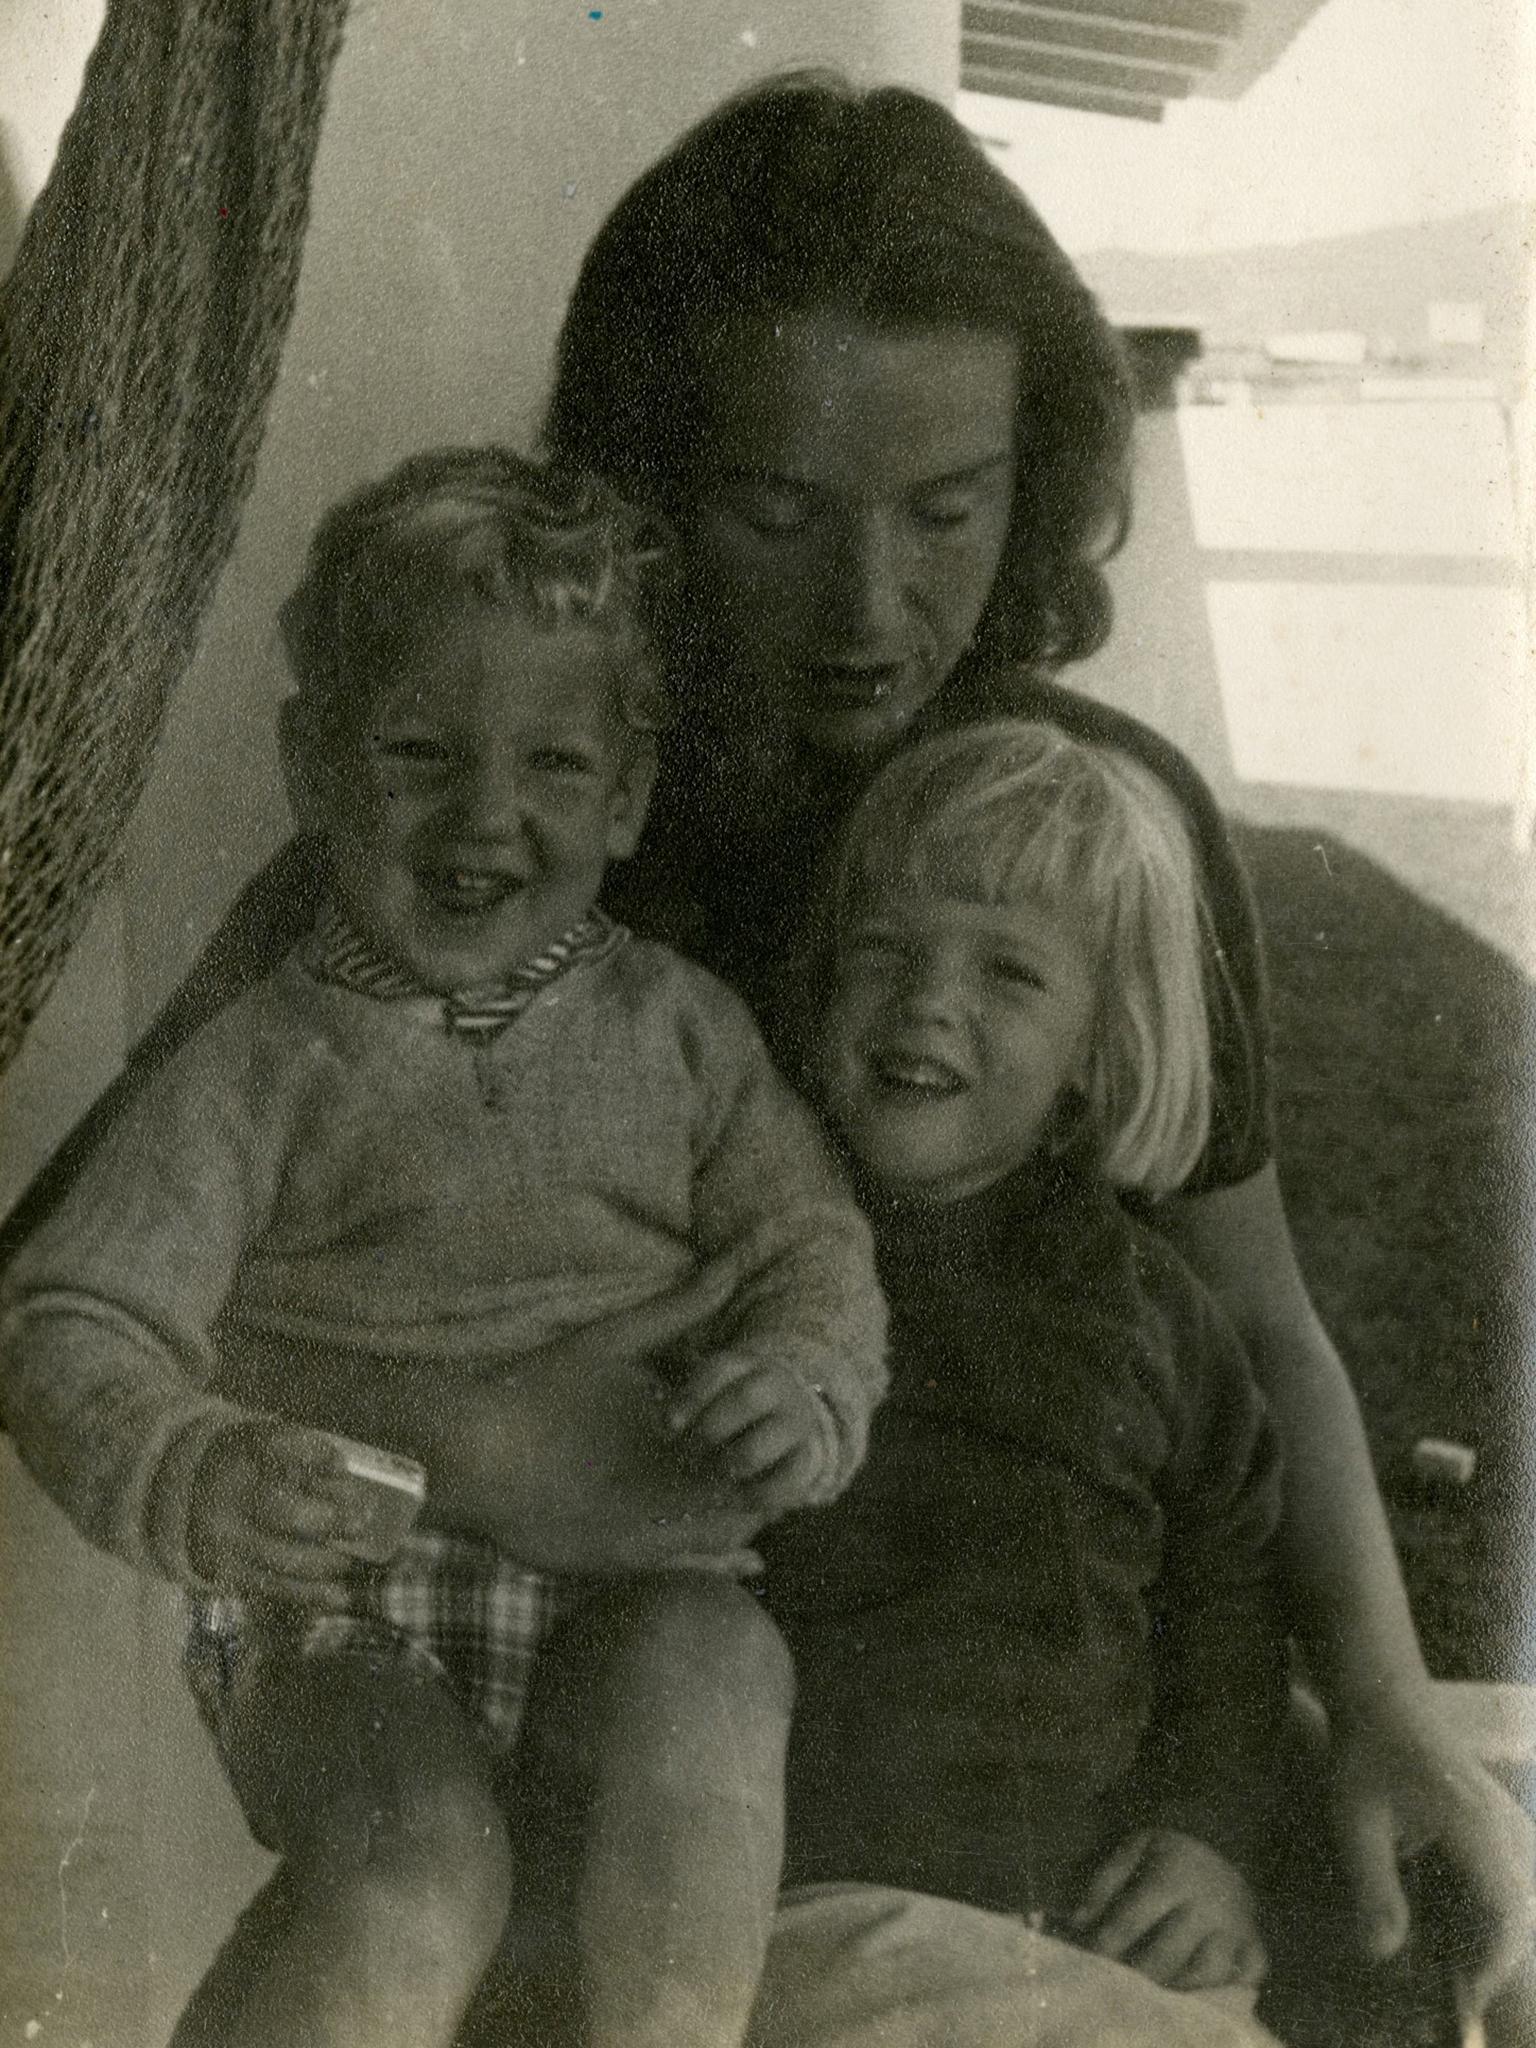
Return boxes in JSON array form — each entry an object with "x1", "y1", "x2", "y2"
[{"x1": 184, "y1": 1527, "x2": 585, "y2": 1759}]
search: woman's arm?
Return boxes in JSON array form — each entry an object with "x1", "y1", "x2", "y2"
[
  {"x1": 273, "y1": 1256, "x2": 765, "y2": 1576},
  {"x1": 1162, "y1": 1162, "x2": 1533, "y2": 2020}
]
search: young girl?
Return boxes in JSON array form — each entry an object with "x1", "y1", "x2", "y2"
[{"x1": 764, "y1": 717, "x2": 1290, "y2": 2040}]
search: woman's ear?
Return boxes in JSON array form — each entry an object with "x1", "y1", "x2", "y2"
[{"x1": 605, "y1": 741, "x2": 658, "y2": 861}]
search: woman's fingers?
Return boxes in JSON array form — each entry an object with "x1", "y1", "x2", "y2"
[
  {"x1": 1124, "y1": 1904, "x2": 1202, "y2": 1986},
  {"x1": 1072, "y1": 1829, "x2": 1152, "y2": 1929}
]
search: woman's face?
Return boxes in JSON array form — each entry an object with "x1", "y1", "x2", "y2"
[{"x1": 682, "y1": 312, "x2": 1018, "y2": 759}]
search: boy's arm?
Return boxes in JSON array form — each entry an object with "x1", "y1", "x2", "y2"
[
  {"x1": 0, "y1": 1015, "x2": 288, "y2": 1587},
  {"x1": 1131, "y1": 1238, "x2": 1290, "y2": 1873},
  {"x1": 680, "y1": 973, "x2": 887, "y2": 1501}
]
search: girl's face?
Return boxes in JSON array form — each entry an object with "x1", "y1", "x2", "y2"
[
  {"x1": 821, "y1": 887, "x2": 1097, "y2": 1204},
  {"x1": 683, "y1": 312, "x2": 1018, "y2": 759}
]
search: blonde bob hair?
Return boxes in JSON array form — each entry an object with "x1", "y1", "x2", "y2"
[{"x1": 822, "y1": 721, "x2": 1218, "y2": 1195}]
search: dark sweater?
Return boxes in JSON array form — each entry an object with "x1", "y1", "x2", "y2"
[{"x1": 763, "y1": 1145, "x2": 1288, "y2": 1923}]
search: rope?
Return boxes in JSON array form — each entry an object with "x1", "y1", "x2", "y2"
[{"x1": 0, "y1": 0, "x2": 351, "y2": 1074}]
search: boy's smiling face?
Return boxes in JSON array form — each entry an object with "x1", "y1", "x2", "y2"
[
  {"x1": 284, "y1": 606, "x2": 652, "y2": 994},
  {"x1": 821, "y1": 888, "x2": 1098, "y2": 1204}
]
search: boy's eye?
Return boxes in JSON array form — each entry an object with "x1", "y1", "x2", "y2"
[
  {"x1": 375, "y1": 735, "x2": 453, "y2": 767},
  {"x1": 527, "y1": 747, "x2": 597, "y2": 776},
  {"x1": 848, "y1": 929, "x2": 909, "y2": 967}
]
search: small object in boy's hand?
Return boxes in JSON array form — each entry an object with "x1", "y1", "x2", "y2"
[
  {"x1": 325, "y1": 1435, "x2": 427, "y2": 1562},
  {"x1": 1410, "y1": 1437, "x2": 1477, "y2": 1488}
]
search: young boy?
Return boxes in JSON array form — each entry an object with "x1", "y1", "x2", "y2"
[
  {"x1": 0, "y1": 448, "x2": 886, "y2": 2048},
  {"x1": 765, "y1": 720, "x2": 1291, "y2": 2039}
]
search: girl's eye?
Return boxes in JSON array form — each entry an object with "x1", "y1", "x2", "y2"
[{"x1": 990, "y1": 956, "x2": 1044, "y2": 990}]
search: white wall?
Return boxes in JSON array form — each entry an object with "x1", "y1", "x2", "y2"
[
  {"x1": 118, "y1": 0, "x2": 961, "y2": 1034},
  {"x1": 0, "y1": 0, "x2": 961, "y2": 1186}
]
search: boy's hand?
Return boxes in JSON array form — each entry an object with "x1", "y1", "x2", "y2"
[
  {"x1": 187, "y1": 1422, "x2": 367, "y2": 1606},
  {"x1": 667, "y1": 1353, "x2": 834, "y2": 1517},
  {"x1": 1071, "y1": 1826, "x2": 1267, "y2": 1992}
]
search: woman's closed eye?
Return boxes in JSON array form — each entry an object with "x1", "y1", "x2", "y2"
[{"x1": 910, "y1": 491, "x2": 980, "y2": 533}]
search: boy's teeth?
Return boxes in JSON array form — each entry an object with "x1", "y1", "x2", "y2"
[{"x1": 425, "y1": 869, "x2": 521, "y2": 910}]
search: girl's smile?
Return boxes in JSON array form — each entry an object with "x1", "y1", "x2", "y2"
[{"x1": 822, "y1": 889, "x2": 1098, "y2": 1204}]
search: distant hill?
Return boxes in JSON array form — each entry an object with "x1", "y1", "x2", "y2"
[{"x1": 1078, "y1": 204, "x2": 1531, "y2": 380}]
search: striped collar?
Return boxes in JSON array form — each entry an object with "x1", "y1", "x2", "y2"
[{"x1": 306, "y1": 901, "x2": 628, "y2": 1042}]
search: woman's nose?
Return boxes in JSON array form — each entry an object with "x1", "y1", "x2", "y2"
[{"x1": 821, "y1": 512, "x2": 907, "y2": 647}]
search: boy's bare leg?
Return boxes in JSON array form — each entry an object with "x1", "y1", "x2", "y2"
[
  {"x1": 172, "y1": 1639, "x2": 511, "y2": 2048},
  {"x1": 525, "y1": 1572, "x2": 793, "y2": 2048}
]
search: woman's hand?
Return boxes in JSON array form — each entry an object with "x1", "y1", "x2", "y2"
[
  {"x1": 428, "y1": 1252, "x2": 765, "y2": 1574},
  {"x1": 1329, "y1": 1698, "x2": 1535, "y2": 2024},
  {"x1": 1071, "y1": 1827, "x2": 1267, "y2": 1992},
  {"x1": 187, "y1": 1422, "x2": 361, "y2": 1606}
]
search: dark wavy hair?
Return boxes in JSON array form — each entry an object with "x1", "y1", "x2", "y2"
[{"x1": 545, "y1": 71, "x2": 1135, "y2": 680}]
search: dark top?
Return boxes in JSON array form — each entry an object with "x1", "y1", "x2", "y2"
[
  {"x1": 0, "y1": 669, "x2": 1268, "y2": 1265},
  {"x1": 763, "y1": 1144, "x2": 1289, "y2": 1921}
]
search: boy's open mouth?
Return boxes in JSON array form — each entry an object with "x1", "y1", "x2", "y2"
[
  {"x1": 867, "y1": 1051, "x2": 966, "y2": 1098},
  {"x1": 417, "y1": 868, "x2": 526, "y2": 916}
]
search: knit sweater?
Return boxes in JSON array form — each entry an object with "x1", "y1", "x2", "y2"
[
  {"x1": 764, "y1": 1145, "x2": 1287, "y2": 1920},
  {"x1": 0, "y1": 931, "x2": 886, "y2": 1592}
]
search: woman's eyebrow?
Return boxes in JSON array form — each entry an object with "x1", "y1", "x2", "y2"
[
  {"x1": 711, "y1": 451, "x2": 1013, "y2": 490},
  {"x1": 915, "y1": 452, "x2": 1014, "y2": 490}
]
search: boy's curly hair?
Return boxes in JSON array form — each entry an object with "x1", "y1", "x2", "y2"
[
  {"x1": 280, "y1": 446, "x2": 671, "y2": 741},
  {"x1": 546, "y1": 71, "x2": 1134, "y2": 684}
]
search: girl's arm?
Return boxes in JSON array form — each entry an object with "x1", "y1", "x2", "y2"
[{"x1": 1162, "y1": 1161, "x2": 1534, "y2": 2021}]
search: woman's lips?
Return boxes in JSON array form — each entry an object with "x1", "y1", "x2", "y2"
[{"x1": 808, "y1": 661, "x2": 907, "y2": 707}]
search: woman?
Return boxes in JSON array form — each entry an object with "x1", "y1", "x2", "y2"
[
  {"x1": 538, "y1": 74, "x2": 1530, "y2": 2025},
  {"x1": 6, "y1": 68, "x2": 1527, "y2": 2037}
]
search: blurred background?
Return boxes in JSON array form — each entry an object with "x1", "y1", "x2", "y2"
[{"x1": 1, "y1": 4, "x2": 1531, "y2": 2042}]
